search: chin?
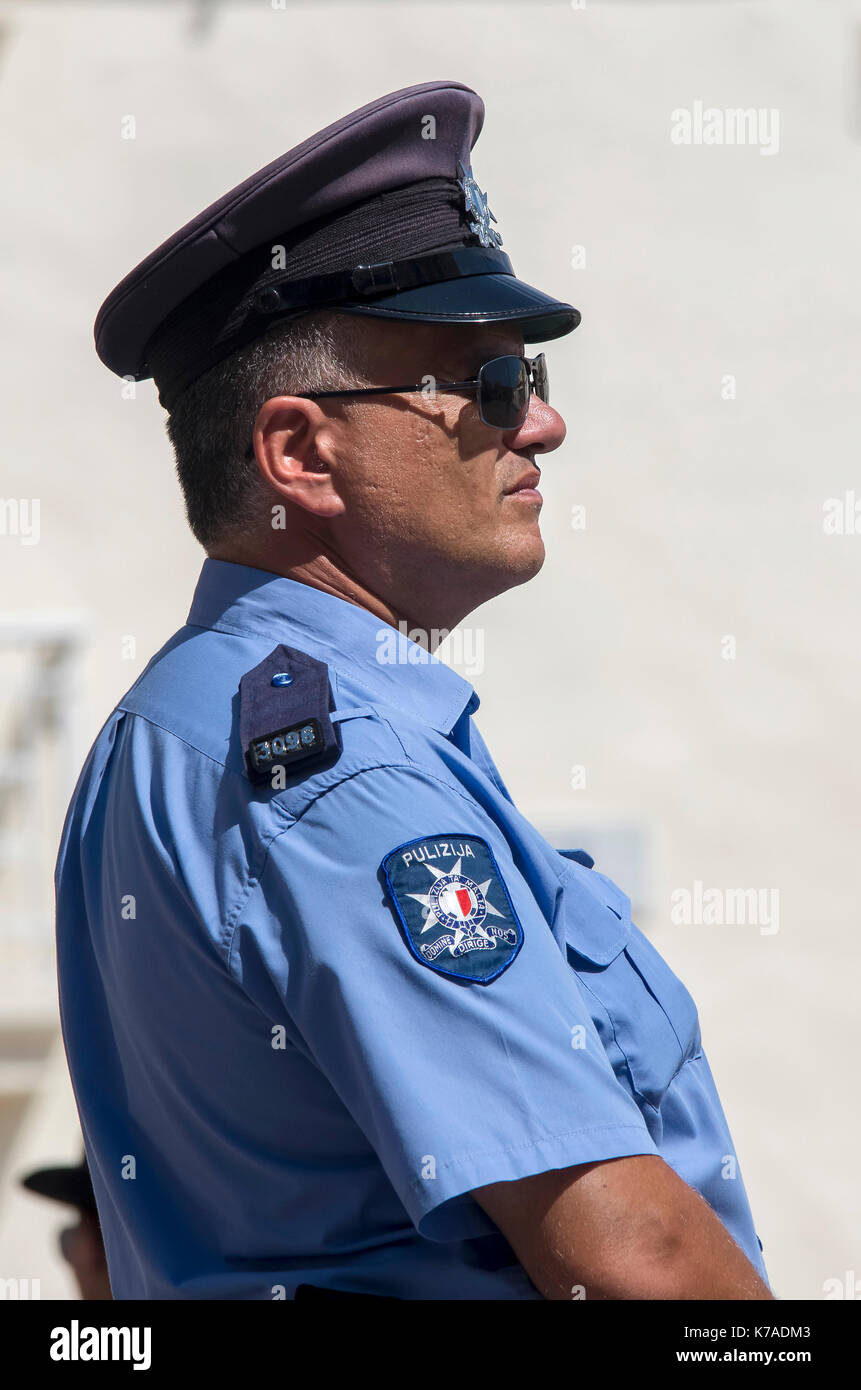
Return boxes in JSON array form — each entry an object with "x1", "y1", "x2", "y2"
[
  {"x1": 511, "y1": 526, "x2": 545, "y2": 576},
  {"x1": 485, "y1": 532, "x2": 546, "y2": 593},
  {"x1": 513, "y1": 546, "x2": 546, "y2": 586},
  {"x1": 437, "y1": 531, "x2": 546, "y2": 617}
]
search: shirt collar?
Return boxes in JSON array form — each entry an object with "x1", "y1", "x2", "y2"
[{"x1": 186, "y1": 558, "x2": 479, "y2": 736}]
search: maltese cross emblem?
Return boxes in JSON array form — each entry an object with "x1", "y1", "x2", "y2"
[
  {"x1": 457, "y1": 160, "x2": 503, "y2": 249},
  {"x1": 382, "y1": 835, "x2": 523, "y2": 984}
]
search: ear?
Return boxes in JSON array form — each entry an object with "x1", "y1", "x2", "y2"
[{"x1": 250, "y1": 396, "x2": 347, "y2": 519}]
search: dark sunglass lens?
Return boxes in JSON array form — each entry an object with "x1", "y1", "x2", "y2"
[
  {"x1": 533, "y1": 354, "x2": 549, "y2": 404},
  {"x1": 478, "y1": 356, "x2": 530, "y2": 428}
]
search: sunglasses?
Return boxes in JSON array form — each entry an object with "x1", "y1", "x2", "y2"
[{"x1": 244, "y1": 353, "x2": 549, "y2": 457}]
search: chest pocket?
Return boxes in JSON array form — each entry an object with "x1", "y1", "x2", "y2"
[{"x1": 554, "y1": 855, "x2": 702, "y2": 1112}]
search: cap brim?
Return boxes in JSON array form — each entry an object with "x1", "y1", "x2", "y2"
[
  {"x1": 331, "y1": 271, "x2": 580, "y2": 343},
  {"x1": 20, "y1": 1165, "x2": 97, "y2": 1212}
]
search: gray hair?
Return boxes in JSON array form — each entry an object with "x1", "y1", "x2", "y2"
[{"x1": 166, "y1": 308, "x2": 373, "y2": 549}]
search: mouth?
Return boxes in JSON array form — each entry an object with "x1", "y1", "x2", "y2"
[{"x1": 502, "y1": 467, "x2": 542, "y2": 503}]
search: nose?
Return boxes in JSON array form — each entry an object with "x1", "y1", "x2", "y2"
[{"x1": 503, "y1": 394, "x2": 566, "y2": 453}]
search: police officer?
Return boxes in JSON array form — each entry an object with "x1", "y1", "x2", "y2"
[{"x1": 55, "y1": 80, "x2": 773, "y2": 1300}]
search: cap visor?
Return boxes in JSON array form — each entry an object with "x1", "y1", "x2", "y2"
[
  {"x1": 333, "y1": 271, "x2": 580, "y2": 342},
  {"x1": 20, "y1": 1166, "x2": 97, "y2": 1211}
]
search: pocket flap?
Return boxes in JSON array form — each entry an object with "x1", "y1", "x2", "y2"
[{"x1": 555, "y1": 856, "x2": 632, "y2": 965}]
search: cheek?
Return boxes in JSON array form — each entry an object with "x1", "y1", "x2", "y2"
[
  {"x1": 339, "y1": 404, "x2": 502, "y2": 541},
  {"x1": 410, "y1": 413, "x2": 503, "y2": 535}
]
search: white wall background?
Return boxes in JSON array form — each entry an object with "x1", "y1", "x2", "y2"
[{"x1": 0, "y1": 0, "x2": 859, "y2": 1300}]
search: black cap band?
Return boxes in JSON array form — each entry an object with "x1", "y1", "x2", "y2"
[{"x1": 251, "y1": 245, "x2": 513, "y2": 316}]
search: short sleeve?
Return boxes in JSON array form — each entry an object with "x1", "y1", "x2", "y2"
[{"x1": 229, "y1": 763, "x2": 658, "y2": 1242}]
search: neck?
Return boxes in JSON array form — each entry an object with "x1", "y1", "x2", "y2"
[{"x1": 208, "y1": 543, "x2": 452, "y2": 652}]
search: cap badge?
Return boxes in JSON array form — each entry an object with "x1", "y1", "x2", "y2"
[{"x1": 457, "y1": 160, "x2": 503, "y2": 249}]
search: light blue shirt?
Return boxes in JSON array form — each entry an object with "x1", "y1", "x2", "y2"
[{"x1": 55, "y1": 558, "x2": 769, "y2": 1298}]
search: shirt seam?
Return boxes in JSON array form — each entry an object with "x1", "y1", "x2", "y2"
[
  {"x1": 373, "y1": 711, "x2": 411, "y2": 762},
  {"x1": 221, "y1": 759, "x2": 429, "y2": 964},
  {"x1": 573, "y1": 973, "x2": 661, "y2": 1118},
  {"x1": 408, "y1": 1122, "x2": 656, "y2": 1191},
  {"x1": 119, "y1": 675, "x2": 464, "y2": 778},
  {"x1": 110, "y1": 704, "x2": 435, "y2": 791},
  {"x1": 114, "y1": 705, "x2": 244, "y2": 777}
]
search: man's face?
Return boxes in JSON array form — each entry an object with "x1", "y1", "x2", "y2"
[{"x1": 321, "y1": 318, "x2": 568, "y2": 626}]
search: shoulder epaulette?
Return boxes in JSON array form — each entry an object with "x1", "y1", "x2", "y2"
[{"x1": 239, "y1": 644, "x2": 341, "y2": 785}]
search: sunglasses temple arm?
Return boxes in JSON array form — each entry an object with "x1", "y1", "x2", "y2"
[
  {"x1": 293, "y1": 379, "x2": 479, "y2": 401},
  {"x1": 243, "y1": 380, "x2": 482, "y2": 456}
]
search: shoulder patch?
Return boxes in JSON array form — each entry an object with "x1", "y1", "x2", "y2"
[
  {"x1": 381, "y1": 835, "x2": 523, "y2": 984},
  {"x1": 239, "y1": 644, "x2": 341, "y2": 785}
]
